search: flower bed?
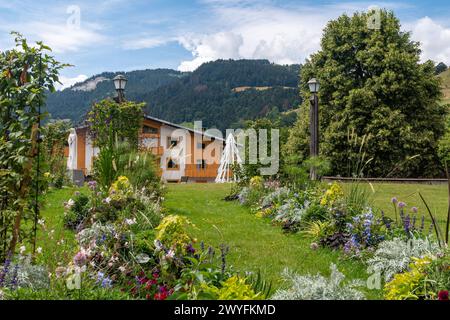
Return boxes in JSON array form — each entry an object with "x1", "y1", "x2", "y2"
[{"x1": 235, "y1": 177, "x2": 450, "y2": 300}]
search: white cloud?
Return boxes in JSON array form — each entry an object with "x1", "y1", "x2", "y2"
[
  {"x1": 122, "y1": 37, "x2": 170, "y2": 50},
  {"x1": 176, "y1": 2, "x2": 450, "y2": 71},
  {"x1": 409, "y1": 17, "x2": 450, "y2": 64},
  {"x1": 175, "y1": 3, "x2": 338, "y2": 71},
  {"x1": 177, "y1": 32, "x2": 243, "y2": 71},
  {"x1": 56, "y1": 74, "x2": 88, "y2": 90},
  {"x1": 29, "y1": 22, "x2": 106, "y2": 53}
]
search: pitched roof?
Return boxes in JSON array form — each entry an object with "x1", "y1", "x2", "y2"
[{"x1": 76, "y1": 114, "x2": 225, "y2": 142}]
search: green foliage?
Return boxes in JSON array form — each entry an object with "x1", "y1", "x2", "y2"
[
  {"x1": 384, "y1": 256, "x2": 433, "y2": 300},
  {"x1": 0, "y1": 32, "x2": 67, "y2": 259},
  {"x1": 286, "y1": 10, "x2": 447, "y2": 178},
  {"x1": 155, "y1": 215, "x2": 194, "y2": 254},
  {"x1": 46, "y1": 60, "x2": 302, "y2": 132},
  {"x1": 41, "y1": 120, "x2": 72, "y2": 188},
  {"x1": 198, "y1": 276, "x2": 262, "y2": 300},
  {"x1": 63, "y1": 193, "x2": 90, "y2": 230},
  {"x1": 94, "y1": 140, "x2": 161, "y2": 193},
  {"x1": 86, "y1": 98, "x2": 144, "y2": 148}
]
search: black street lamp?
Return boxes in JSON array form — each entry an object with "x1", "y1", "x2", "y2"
[
  {"x1": 308, "y1": 78, "x2": 320, "y2": 180},
  {"x1": 113, "y1": 74, "x2": 127, "y2": 103}
]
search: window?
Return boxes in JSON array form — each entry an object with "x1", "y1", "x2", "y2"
[
  {"x1": 167, "y1": 158, "x2": 179, "y2": 170},
  {"x1": 167, "y1": 137, "x2": 179, "y2": 148},
  {"x1": 143, "y1": 125, "x2": 158, "y2": 134},
  {"x1": 196, "y1": 159, "x2": 206, "y2": 170}
]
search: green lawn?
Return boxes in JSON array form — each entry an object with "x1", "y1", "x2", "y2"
[
  {"x1": 353, "y1": 182, "x2": 449, "y2": 230},
  {"x1": 39, "y1": 182, "x2": 449, "y2": 300},
  {"x1": 164, "y1": 183, "x2": 380, "y2": 299},
  {"x1": 36, "y1": 187, "x2": 82, "y2": 270}
]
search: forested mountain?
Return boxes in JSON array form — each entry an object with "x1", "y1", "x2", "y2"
[{"x1": 45, "y1": 59, "x2": 302, "y2": 131}]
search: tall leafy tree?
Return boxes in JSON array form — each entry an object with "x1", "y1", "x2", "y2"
[{"x1": 286, "y1": 10, "x2": 447, "y2": 177}]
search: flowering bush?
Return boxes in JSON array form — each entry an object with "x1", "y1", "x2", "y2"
[
  {"x1": 343, "y1": 210, "x2": 386, "y2": 256},
  {"x1": 271, "y1": 264, "x2": 365, "y2": 300},
  {"x1": 109, "y1": 176, "x2": 133, "y2": 202},
  {"x1": 155, "y1": 215, "x2": 194, "y2": 255},
  {"x1": 320, "y1": 183, "x2": 344, "y2": 207}
]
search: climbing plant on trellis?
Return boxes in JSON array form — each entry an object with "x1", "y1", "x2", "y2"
[{"x1": 0, "y1": 32, "x2": 67, "y2": 261}]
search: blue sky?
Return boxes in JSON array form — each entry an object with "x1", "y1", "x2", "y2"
[{"x1": 1, "y1": 0, "x2": 450, "y2": 89}]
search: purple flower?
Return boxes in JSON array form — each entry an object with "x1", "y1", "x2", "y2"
[
  {"x1": 88, "y1": 180, "x2": 97, "y2": 191},
  {"x1": 186, "y1": 244, "x2": 196, "y2": 254},
  {"x1": 73, "y1": 251, "x2": 87, "y2": 267},
  {"x1": 398, "y1": 202, "x2": 406, "y2": 209},
  {"x1": 391, "y1": 197, "x2": 398, "y2": 204},
  {"x1": 411, "y1": 207, "x2": 418, "y2": 214}
]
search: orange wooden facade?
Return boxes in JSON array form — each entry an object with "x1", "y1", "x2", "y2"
[{"x1": 67, "y1": 117, "x2": 224, "y2": 182}]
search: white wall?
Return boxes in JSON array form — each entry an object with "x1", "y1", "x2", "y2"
[
  {"x1": 85, "y1": 135, "x2": 99, "y2": 175},
  {"x1": 160, "y1": 125, "x2": 188, "y2": 181}
]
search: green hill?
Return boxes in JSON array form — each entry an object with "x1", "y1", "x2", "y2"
[
  {"x1": 439, "y1": 68, "x2": 450, "y2": 105},
  {"x1": 45, "y1": 59, "x2": 302, "y2": 131}
]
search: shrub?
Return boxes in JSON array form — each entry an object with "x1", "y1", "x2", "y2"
[
  {"x1": 273, "y1": 199, "x2": 310, "y2": 232},
  {"x1": 260, "y1": 187, "x2": 291, "y2": 208},
  {"x1": 367, "y1": 237, "x2": 441, "y2": 282},
  {"x1": 0, "y1": 255, "x2": 49, "y2": 290},
  {"x1": 320, "y1": 182, "x2": 344, "y2": 207},
  {"x1": 271, "y1": 264, "x2": 365, "y2": 300},
  {"x1": 63, "y1": 193, "x2": 90, "y2": 230},
  {"x1": 199, "y1": 276, "x2": 262, "y2": 300},
  {"x1": 155, "y1": 215, "x2": 194, "y2": 254},
  {"x1": 237, "y1": 187, "x2": 264, "y2": 207},
  {"x1": 384, "y1": 256, "x2": 433, "y2": 300}
]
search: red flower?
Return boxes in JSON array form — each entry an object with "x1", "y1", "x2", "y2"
[
  {"x1": 146, "y1": 294, "x2": 151, "y2": 300},
  {"x1": 154, "y1": 292, "x2": 168, "y2": 300},
  {"x1": 438, "y1": 290, "x2": 449, "y2": 301}
]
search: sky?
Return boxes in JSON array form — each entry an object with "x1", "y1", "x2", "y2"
[{"x1": 1, "y1": 0, "x2": 450, "y2": 89}]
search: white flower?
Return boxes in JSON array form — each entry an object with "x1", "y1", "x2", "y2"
[
  {"x1": 125, "y1": 218, "x2": 136, "y2": 225},
  {"x1": 19, "y1": 246, "x2": 26, "y2": 254},
  {"x1": 38, "y1": 219, "x2": 45, "y2": 226},
  {"x1": 166, "y1": 249, "x2": 175, "y2": 259},
  {"x1": 119, "y1": 266, "x2": 126, "y2": 273},
  {"x1": 65, "y1": 199, "x2": 75, "y2": 210},
  {"x1": 154, "y1": 239, "x2": 163, "y2": 251},
  {"x1": 37, "y1": 247, "x2": 42, "y2": 254},
  {"x1": 104, "y1": 197, "x2": 111, "y2": 204}
]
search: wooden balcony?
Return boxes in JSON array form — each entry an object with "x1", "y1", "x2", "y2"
[{"x1": 185, "y1": 164, "x2": 219, "y2": 178}]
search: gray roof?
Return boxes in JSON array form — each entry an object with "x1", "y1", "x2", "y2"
[
  {"x1": 143, "y1": 114, "x2": 226, "y2": 142},
  {"x1": 76, "y1": 114, "x2": 225, "y2": 142}
]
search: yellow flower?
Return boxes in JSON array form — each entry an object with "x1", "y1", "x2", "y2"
[{"x1": 44, "y1": 172, "x2": 51, "y2": 178}]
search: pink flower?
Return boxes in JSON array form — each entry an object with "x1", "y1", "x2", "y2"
[{"x1": 73, "y1": 251, "x2": 87, "y2": 267}]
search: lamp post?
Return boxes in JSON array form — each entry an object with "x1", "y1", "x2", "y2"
[
  {"x1": 308, "y1": 78, "x2": 320, "y2": 180},
  {"x1": 113, "y1": 74, "x2": 127, "y2": 103}
]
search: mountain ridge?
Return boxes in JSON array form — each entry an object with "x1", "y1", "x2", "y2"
[{"x1": 45, "y1": 59, "x2": 302, "y2": 131}]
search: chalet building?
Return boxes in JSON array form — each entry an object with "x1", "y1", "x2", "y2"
[{"x1": 67, "y1": 115, "x2": 226, "y2": 183}]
